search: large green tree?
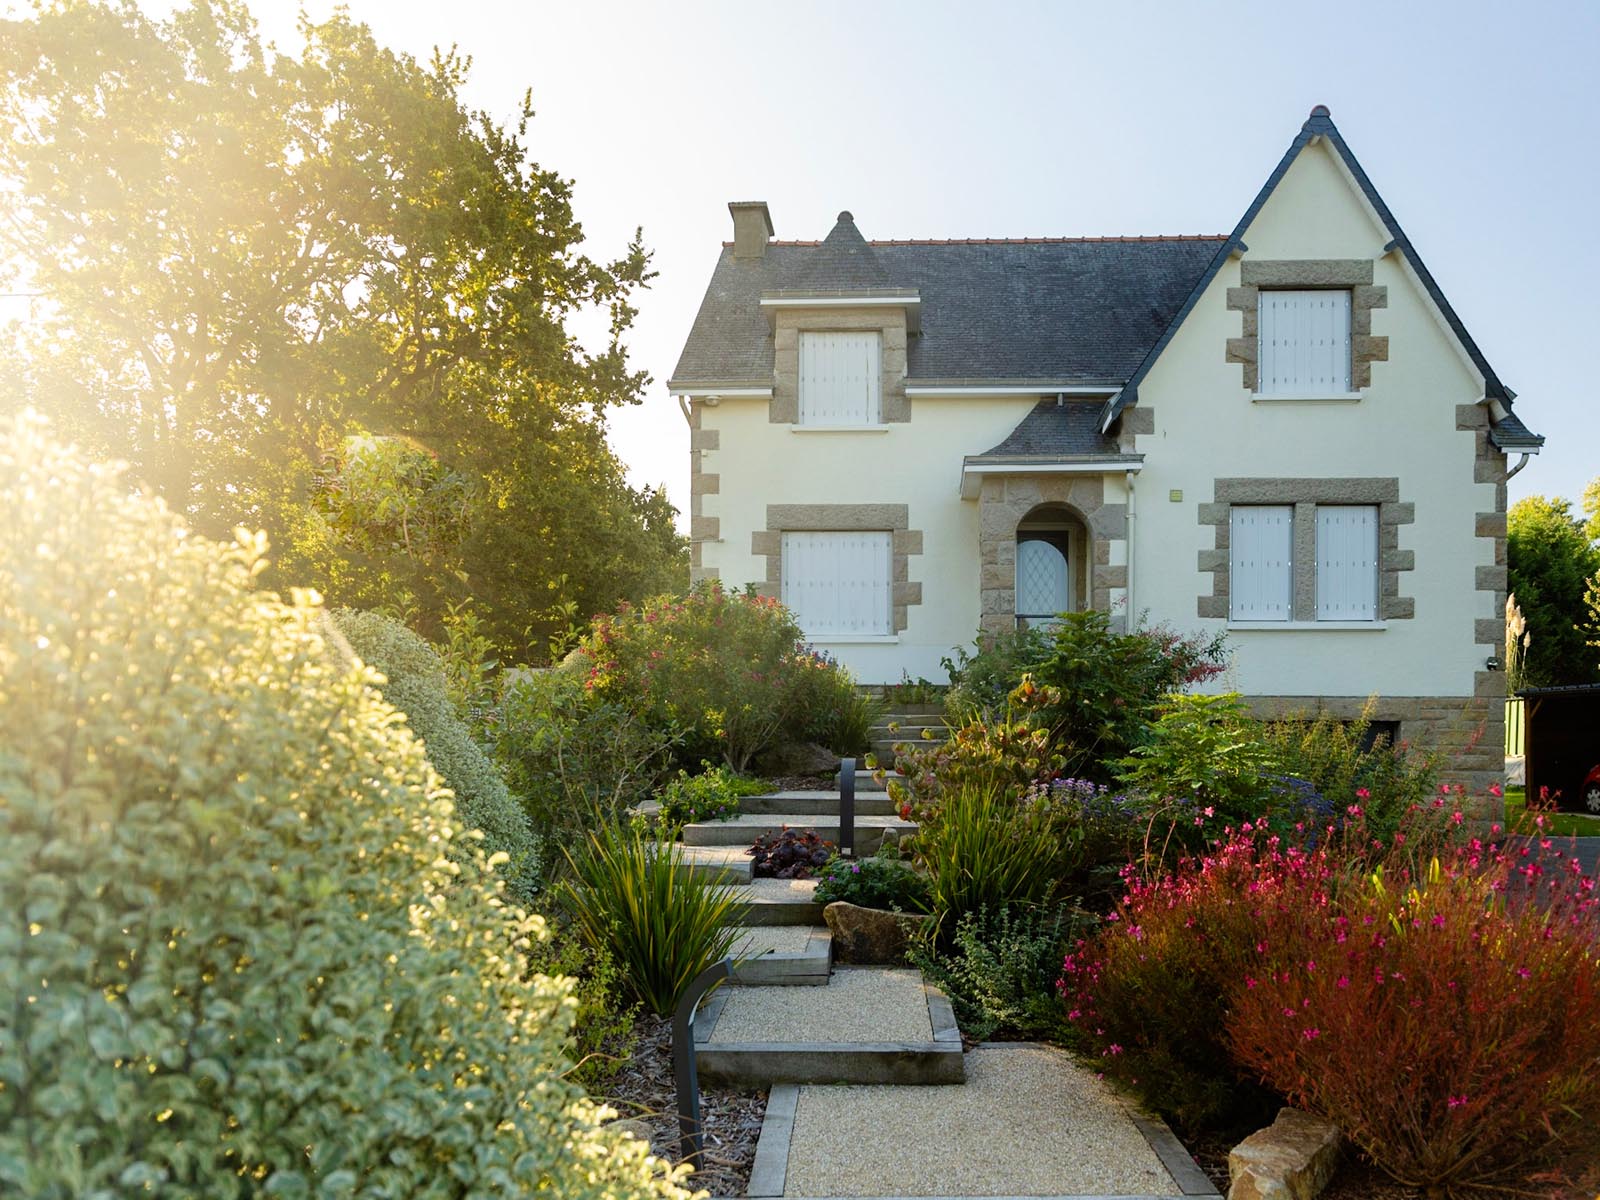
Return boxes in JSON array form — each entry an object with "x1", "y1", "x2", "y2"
[
  {"x1": 0, "y1": 0, "x2": 684, "y2": 662},
  {"x1": 1507, "y1": 491, "x2": 1600, "y2": 688}
]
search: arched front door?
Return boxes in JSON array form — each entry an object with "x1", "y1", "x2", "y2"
[{"x1": 1016, "y1": 533, "x2": 1071, "y2": 627}]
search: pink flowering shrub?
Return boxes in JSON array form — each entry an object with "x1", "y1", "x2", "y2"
[
  {"x1": 1066, "y1": 793, "x2": 1600, "y2": 1190},
  {"x1": 1229, "y1": 819, "x2": 1600, "y2": 1195},
  {"x1": 1061, "y1": 821, "x2": 1334, "y2": 1130},
  {"x1": 577, "y1": 582, "x2": 859, "y2": 771}
]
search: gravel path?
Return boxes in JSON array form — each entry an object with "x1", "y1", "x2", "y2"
[
  {"x1": 782, "y1": 1044, "x2": 1179, "y2": 1197},
  {"x1": 732, "y1": 925, "x2": 819, "y2": 956},
  {"x1": 707, "y1": 967, "x2": 932, "y2": 1044}
]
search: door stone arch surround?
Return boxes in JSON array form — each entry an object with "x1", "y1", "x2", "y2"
[{"x1": 977, "y1": 475, "x2": 1128, "y2": 637}]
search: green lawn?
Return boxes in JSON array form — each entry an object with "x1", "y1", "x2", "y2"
[{"x1": 1503, "y1": 786, "x2": 1600, "y2": 837}]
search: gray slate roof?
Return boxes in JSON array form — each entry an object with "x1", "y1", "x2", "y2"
[
  {"x1": 790, "y1": 212, "x2": 892, "y2": 291},
  {"x1": 970, "y1": 400, "x2": 1130, "y2": 460},
  {"x1": 669, "y1": 226, "x2": 1223, "y2": 387}
]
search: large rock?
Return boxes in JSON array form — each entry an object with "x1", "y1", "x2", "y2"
[
  {"x1": 823, "y1": 901, "x2": 933, "y2": 964},
  {"x1": 1229, "y1": 1108, "x2": 1342, "y2": 1200},
  {"x1": 755, "y1": 740, "x2": 841, "y2": 777}
]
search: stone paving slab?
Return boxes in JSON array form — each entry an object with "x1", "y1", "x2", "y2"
[
  {"x1": 732, "y1": 925, "x2": 832, "y2": 986},
  {"x1": 727, "y1": 878, "x2": 825, "y2": 925},
  {"x1": 673, "y1": 843, "x2": 754, "y2": 883},
  {"x1": 754, "y1": 1044, "x2": 1218, "y2": 1198},
  {"x1": 733, "y1": 925, "x2": 819, "y2": 956},
  {"x1": 707, "y1": 967, "x2": 932, "y2": 1044}
]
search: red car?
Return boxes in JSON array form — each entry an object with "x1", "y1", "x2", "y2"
[{"x1": 1585, "y1": 764, "x2": 1600, "y2": 815}]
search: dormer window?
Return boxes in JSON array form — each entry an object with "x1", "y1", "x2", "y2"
[
  {"x1": 1257, "y1": 289, "x2": 1353, "y2": 396},
  {"x1": 798, "y1": 332, "x2": 882, "y2": 425}
]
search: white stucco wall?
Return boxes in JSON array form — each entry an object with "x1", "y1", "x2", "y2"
[
  {"x1": 697, "y1": 395, "x2": 1044, "y2": 681},
  {"x1": 1131, "y1": 138, "x2": 1494, "y2": 699}
]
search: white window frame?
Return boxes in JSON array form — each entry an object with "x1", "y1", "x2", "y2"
[
  {"x1": 780, "y1": 530, "x2": 893, "y2": 639},
  {"x1": 1228, "y1": 505, "x2": 1294, "y2": 623},
  {"x1": 798, "y1": 331, "x2": 882, "y2": 426},
  {"x1": 1257, "y1": 289, "x2": 1354, "y2": 397}
]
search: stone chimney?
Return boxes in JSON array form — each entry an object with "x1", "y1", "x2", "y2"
[{"x1": 728, "y1": 201, "x2": 774, "y2": 259}]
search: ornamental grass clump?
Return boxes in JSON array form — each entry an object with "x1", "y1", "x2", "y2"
[
  {"x1": 1228, "y1": 828, "x2": 1600, "y2": 1196},
  {"x1": 561, "y1": 820, "x2": 747, "y2": 1015},
  {"x1": 915, "y1": 781, "x2": 1082, "y2": 939},
  {"x1": 0, "y1": 413, "x2": 690, "y2": 1200}
]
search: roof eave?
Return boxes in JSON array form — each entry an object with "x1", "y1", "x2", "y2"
[{"x1": 959, "y1": 455, "x2": 1144, "y2": 500}]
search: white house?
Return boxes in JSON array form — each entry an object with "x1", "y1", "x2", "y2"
[{"x1": 668, "y1": 107, "x2": 1543, "y2": 795}]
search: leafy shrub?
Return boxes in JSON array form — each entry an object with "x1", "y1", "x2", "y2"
[
  {"x1": 887, "y1": 697, "x2": 1062, "y2": 817},
  {"x1": 912, "y1": 905, "x2": 1091, "y2": 1041},
  {"x1": 498, "y1": 665, "x2": 680, "y2": 861},
  {"x1": 944, "y1": 611, "x2": 1227, "y2": 781},
  {"x1": 814, "y1": 855, "x2": 932, "y2": 912},
  {"x1": 914, "y1": 782, "x2": 1082, "y2": 937},
  {"x1": 1114, "y1": 693, "x2": 1281, "y2": 822},
  {"x1": 1260, "y1": 706, "x2": 1437, "y2": 843},
  {"x1": 749, "y1": 828, "x2": 835, "y2": 879},
  {"x1": 333, "y1": 607, "x2": 540, "y2": 902},
  {"x1": 561, "y1": 820, "x2": 747, "y2": 1015},
  {"x1": 0, "y1": 414, "x2": 688, "y2": 1199},
  {"x1": 578, "y1": 582, "x2": 865, "y2": 771},
  {"x1": 1043, "y1": 778, "x2": 1150, "y2": 909},
  {"x1": 524, "y1": 925, "x2": 639, "y2": 1089},
  {"x1": 1229, "y1": 843, "x2": 1600, "y2": 1195},
  {"x1": 657, "y1": 762, "x2": 766, "y2": 827}
]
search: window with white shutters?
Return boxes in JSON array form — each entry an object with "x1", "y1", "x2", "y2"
[
  {"x1": 781, "y1": 531, "x2": 892, "y2": 637},
  {"x1": 1257, "y1": 290, "x2": 1353, "y2": 395},
  {"x1": 1229, "y1": 506, "x2": 1293, "y2": 622},
  {"x1": 1315, "y1": 505, "x2": 1379, "y2": 621},
  {"x1": 798, "y1": 332, "x2": 882, "y2": 425}
]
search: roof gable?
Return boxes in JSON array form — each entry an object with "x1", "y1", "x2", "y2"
[{"x1": 1099, "y1": 107, "x2": 1542, "y2": 450}]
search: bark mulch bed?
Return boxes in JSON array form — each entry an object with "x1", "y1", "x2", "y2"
[{"x1": 598, "y1": 1013, "x2": 766, "y2": 1197}]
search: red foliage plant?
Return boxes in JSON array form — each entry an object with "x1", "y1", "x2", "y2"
[
  {"x1": 1063, "y1": 794, "x2": 1600, "y2": 1194},
  {"x1": 1228, "y1": 819, "x2": 1600, "y2": 1197}
]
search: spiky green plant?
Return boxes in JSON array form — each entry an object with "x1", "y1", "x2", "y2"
[
  {"x1": 562, "y1": 823, "x2": 748, "y2": 1014},
  {"x1": 913, "y1": 782, "x2": 1081, "y2": 938}
]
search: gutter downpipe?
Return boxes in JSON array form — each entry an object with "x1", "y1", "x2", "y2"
[
  {"x1": 1505, "y1": 452, "x2": 1531, "y2": 481},
  {"x1": 677, "y1": 395, "x2": 693, "y2": 425},
  {"x1": 1125, "y1": 468, "x2": 1137, "y2": 628}
]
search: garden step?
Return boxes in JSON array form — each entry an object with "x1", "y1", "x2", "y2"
[
  {"x1": 672, "y1": 843, "x2": 753, "y2": 885},
  {"x1": 740, "y1": 790, "x2": 897, "y2": 816},
  {"x1": 726, "y1": 877, "x2": 825, "y2": 925},
  {"x1": 680, "y1": 813, "x2": 917, "y2": 854},
  {"x1": 729, "y1": 924, "x2": 832, "y2": 986},
  {"x1": 836, "y1": 769, "x2": 888, "y2": 792},
  {"x1": 693, "y1": 966, "x2": 964, "y2": 1086},
  {"x1": 870, "y1": 721, "x2": 948, "y2": 737}
]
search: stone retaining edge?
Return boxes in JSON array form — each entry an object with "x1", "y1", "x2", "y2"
[{"x1": 746, "y1": 1083, "x2": 799, "y2": 1198}]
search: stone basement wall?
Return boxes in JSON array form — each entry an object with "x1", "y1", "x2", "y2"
[{"x1": 1246, "y1": 689, "x2": 1506, "y2": 823}]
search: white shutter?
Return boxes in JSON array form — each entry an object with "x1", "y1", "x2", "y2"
[
  {"x1": 1258, "y1": 290, "x2": 1352, "y2": 395},
  {"x1": 798, "y1": 332, "x2": 881, "y2": 425},
  {"x1": 1229, "y1": 506, "x2": 1293, "y2": 621},
  {"x1": 781, "y1": 531, "x2": 892, "y2": 636},
  {"x1": 1316, "y1": 505, "x2": 1379, "y2": 621}
]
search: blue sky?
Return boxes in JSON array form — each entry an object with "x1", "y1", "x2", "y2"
[{"x1": 111, "y1": 1, "x2": 1600, "y2": 520}]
